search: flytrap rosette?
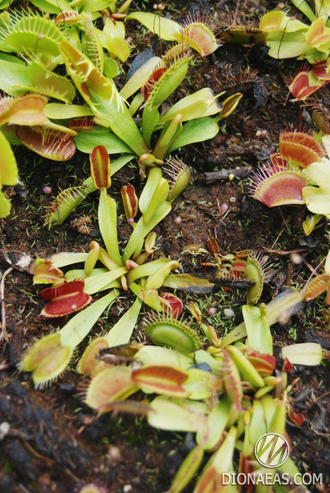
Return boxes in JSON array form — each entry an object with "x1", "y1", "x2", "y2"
[{"x1": 249, "y1": 162, "x2": 310, "y2": 207}]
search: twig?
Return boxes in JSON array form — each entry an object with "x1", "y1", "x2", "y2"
[
  {"x1": 233, "y1": 0, "x2": 240, "y2": 24},
  {"x1": 64, "y1": 467, "x2": 80, "y2": 482},
  {"x1": 194, "y1": 167, "x2": 252, "y2": 183},
  {"x1": 0, "y1": 266, "x2": 13, "y2": 342},
  {"x1": 270, "y1": 227, "x2": 285, "y2": 251},
  {"x1": 263, "y1": 248, "x2": 307, "y2": 255},
  {"x1": 18, "y1": 485, "x2": 31, "y2": 493},
  {"x1": 9, "y1": 429, "x2": 56, "y2": 465}
]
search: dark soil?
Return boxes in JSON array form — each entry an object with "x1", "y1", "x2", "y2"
[{"x1": 1, "y1": 1, "x2": 330, "y2": 492}]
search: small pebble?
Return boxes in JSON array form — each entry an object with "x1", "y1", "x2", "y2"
[
  {"x1": 208, "y1": 307, "x2": 217, "y2": 316},
  {"x1": 0, "y1": 422, "x2": 10, "y2": 440},
  {"x1": 43, "y1": 186, "x2": 52, "y2": 194},
  {"x1": 128, "y1": 217, "x2": 135, "y2": 224},
  {"x1": 123, "y1": 486, "x2": 132, "y2": 493},
  {"x1": 220, "y1": 203, "x2": 229, "y2": 213},
  {"x1": 223, "y1": 308, "x2": 234, "y2": 319},
  {"x1": 174, "y1": 216, "x2": 182, "y2": 225},
  {"x1": 291, "y1": 253, "x2": 303, "y2": 264},
  {"x1": 108, "y1": 446, "x2": 121, "y2": 461}
]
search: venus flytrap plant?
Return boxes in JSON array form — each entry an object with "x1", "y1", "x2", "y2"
[
  {"x1": 282, "y1": 6, "x2": 330, "y2": 99},
  {"x1": 47, "y1": 35, "x2": 228, "y2": 222},
  {"x1": 0, "y1": 6, "x2": 237, "y2": 191},
  {"x1": 22, "y1": 143, "x2": 193, "y2": 387},
  {"x1": 26, "y1": 239, "x2": 326, "y2": 490},
  {"x1": 81, "y1": 293, "x2": 319, "y2": 493},
  {"x1": 220, "y1": 1, "x2": 330, "y2": 100},
  {"x1": 9, "y1": 9, "x2": 329, "y2": 493},
  {"x1": 76, "y1": 258, "x2": 322, "y2": 468},
  {"x1": 0, "y1": 8, "x2": 236, "y2": 226}
]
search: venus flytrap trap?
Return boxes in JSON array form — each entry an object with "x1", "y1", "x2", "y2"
[
  {"x1": 0, "y1": 91, "x2": 78, "y2": 165},
  {"x1": 0, "y1": 92, "x2": 72, "y2": 217},
  {"x1": 249, "y1": 129, "x2": 330, "y2": 235}
]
